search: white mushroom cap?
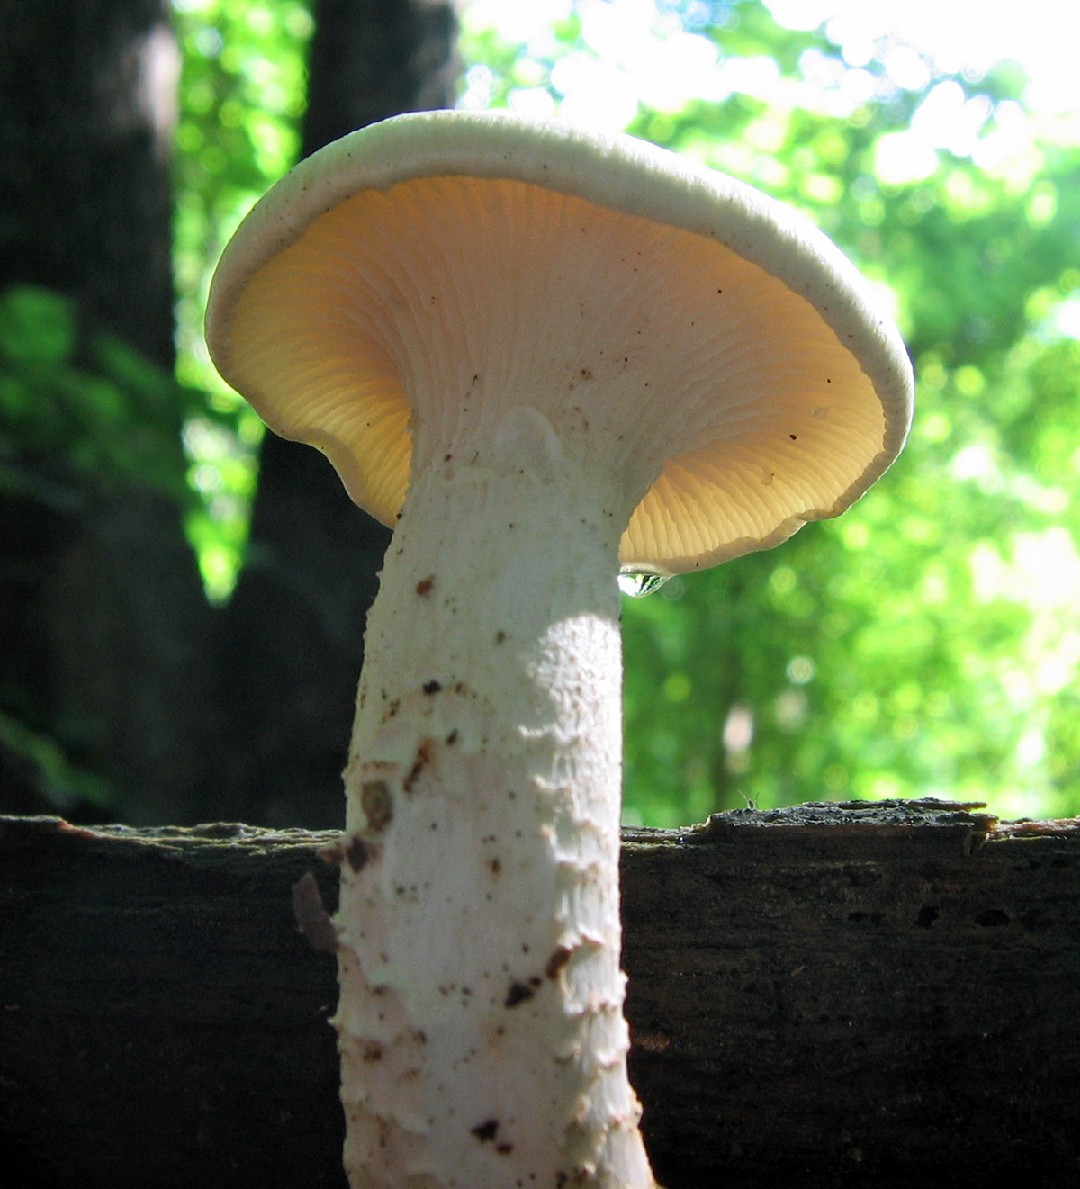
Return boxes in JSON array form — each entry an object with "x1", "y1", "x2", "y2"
[{"x1": 206, "y1": 110, "x2": 913, "y2": 574}]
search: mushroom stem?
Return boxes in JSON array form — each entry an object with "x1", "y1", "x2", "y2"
[{"x1": 335, "y1": 404, "x2": 656, "y2": 1187}]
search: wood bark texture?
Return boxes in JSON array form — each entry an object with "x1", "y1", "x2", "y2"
[{"x1": 1, "y1": 800, "x2": 1078, "y2": 1188}]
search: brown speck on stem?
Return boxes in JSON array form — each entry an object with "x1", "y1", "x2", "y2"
[
  {"x1": 504, "y1": 980, "x2": 536, "y2": 1008},
  {"x1": 416, "y1": 575, "x2": 435, "y2": 596},
  {"x1": 404, "y1": 737, "x2": 435, "y2": 793},
  {"x1": 345, "y1": 835, "x2": 368, "y2": 873},
  {"x1": 422, "y1": 679, "x2": 442, "y2": 695},
  {"x1": 495, "y1": 630, "x2": 506, "y2": 644},
  {"x1": 471, "y1": 1120, "x2": 500, "y2": 1142},
  {"x1": 545, "y1": 945, "x2": 572, "y2": 979},
  {"x1": 361, "y1": 780, "x2": 393, "y2": 832}
]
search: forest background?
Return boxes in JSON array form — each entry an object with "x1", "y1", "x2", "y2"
[{"x1": 2, "y1": 0, "x2": 1078, "y2": 829}]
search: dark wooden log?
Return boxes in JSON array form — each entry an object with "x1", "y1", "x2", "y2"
[{"x1": 2, "y1": 801, "x2": 1078, "y2": 1188}]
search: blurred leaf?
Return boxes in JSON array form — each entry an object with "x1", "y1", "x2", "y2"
[
  {"x1": 0, "y1": 285, "x2": 193, "y2": 503},
  {"x1": 455, "y1": 0, "x2": 1080, "y2": 824},
  {"x1": 0, "y1": 709, "x2": 118, "y2": 812},
  {"x1": 0, "y1": 285, "x2": 76, "y2": 365}
]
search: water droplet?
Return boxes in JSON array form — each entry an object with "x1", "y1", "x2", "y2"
[{"x1": 618, "y1": 570, "x2": 670, "y2": 598}]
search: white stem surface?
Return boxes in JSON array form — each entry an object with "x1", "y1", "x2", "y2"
[{"x1": 335, "y1": 405, "x2": 656, "y2": 1187}]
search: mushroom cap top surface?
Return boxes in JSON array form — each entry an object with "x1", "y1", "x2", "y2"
[{"x1": 205, "y1": 110, "x2": 913, "y2": 574}]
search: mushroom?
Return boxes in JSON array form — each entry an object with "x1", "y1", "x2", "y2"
[{"x1": 205, "y1": 111, "x2": 913, "y2": 1188}]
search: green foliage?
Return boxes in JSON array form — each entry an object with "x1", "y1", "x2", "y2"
[
  {"x1": 460, "y1": 0, "x2": 1080, "y2": 824},
  {"x1": 0, "y1": 709, "x2": 117, "y2": 813},
  {"x1": 10, "y1": 1, "x2": 1076, "y2": 824},
  {"x1": 174, "y1": 0, "x2": 310, "y2": 371},
  {"x1": 0, "y1": 285, "x2": 194, "y2": 506},
  {"x1": 173, "y1": 0, "x2": 313, "y2": 597}
]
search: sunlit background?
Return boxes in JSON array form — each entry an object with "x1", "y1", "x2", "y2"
[{"x1": 167, "y1": 0, "x2": 1080, "y2": 824}]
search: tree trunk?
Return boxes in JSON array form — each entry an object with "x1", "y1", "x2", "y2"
[
  {"x1": 0, "y1": 0, "x2": 213, "y2": 823},
  {"x1": 0, "y1": 0, "x2": 176, "y2": 363},
  {"x1": 2, "y1": 801, "x2": 1078, "y2": 1187},
  {"x1": 208, "y1": 0, "x2": 460, "y2": 828},
  {"x1": 302, "y1": 0, "x2": 461, "y2": 151}
]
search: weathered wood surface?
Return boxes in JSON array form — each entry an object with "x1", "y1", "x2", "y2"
[{"x1": 2, "y1": 801, "x2": 1078, "y2": 1188}]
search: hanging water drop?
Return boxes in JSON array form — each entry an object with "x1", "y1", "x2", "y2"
[{"x1": 618, "y1": 570, "x2": 670, "y2": 598}]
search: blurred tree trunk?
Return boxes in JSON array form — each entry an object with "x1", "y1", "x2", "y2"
[
  {"x1": 0, "y1": 0, "x2": 177, "y2": 361},
  {"x1": 0, "y1": 0, "x2": 213, "y2": 822},
  {"x1": 207, "y1": 0, "x2": 460, "y2": 828}
]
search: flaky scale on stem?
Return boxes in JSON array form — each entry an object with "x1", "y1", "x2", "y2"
[{"x1": 334, "y1": 406, "x2": 658, "y2": 1187}]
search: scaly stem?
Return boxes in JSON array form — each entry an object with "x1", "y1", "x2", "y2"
[{"x1": 335, "y1": 406, "x2": 655, "y2": 1187}]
